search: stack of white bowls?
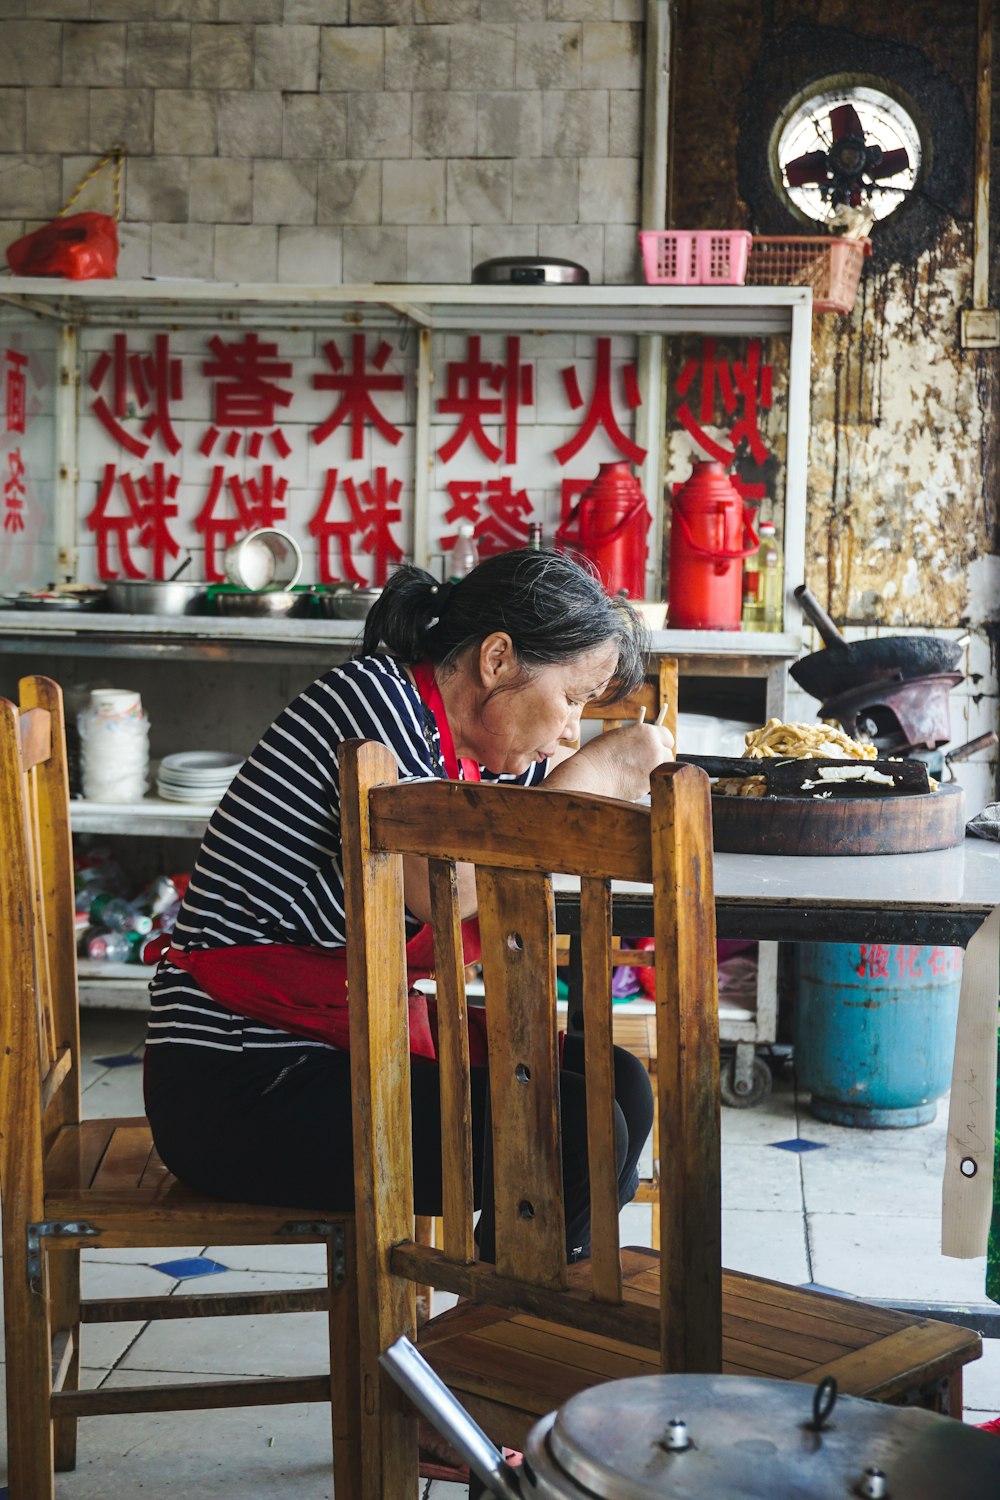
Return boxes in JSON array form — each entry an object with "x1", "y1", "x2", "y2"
[{"x1": 156, "y1": 751, "x2": 243, "y2": 803}]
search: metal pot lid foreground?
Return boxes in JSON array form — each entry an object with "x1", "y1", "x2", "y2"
[{"x1": 526, "y1": 1375, "x2": 1000, "y2": 1499}]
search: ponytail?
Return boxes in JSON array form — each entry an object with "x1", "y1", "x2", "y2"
[{"x1": 360, "y1": 566, "x2": 444, "y2": 661}]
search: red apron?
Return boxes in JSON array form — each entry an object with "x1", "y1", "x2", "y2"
[{"x1": 166, "y1": 660, "x2": 488, "y2": 1063}]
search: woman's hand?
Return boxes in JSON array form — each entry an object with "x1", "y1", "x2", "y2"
[
  {"x1": 403, "y1": 853, "x2": 478, "y2": 923},
  {"x1": 543, "y1": 718, "x2": 675, "y2": 802}
]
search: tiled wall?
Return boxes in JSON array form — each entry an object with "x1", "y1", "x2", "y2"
[{"x1": 0, "y1": 2, "x2": 645, "y2": 285}]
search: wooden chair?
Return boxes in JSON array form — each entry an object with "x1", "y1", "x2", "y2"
[
  {"x1": 580, "y1": 655, "x2": 679, "y2": 745},
  {"x1": 339, "y1": 737, "x2": 982, "y2": 1499},
  {"x1": 0, "y1": 676, "x2": 361, "y2": 1500}
]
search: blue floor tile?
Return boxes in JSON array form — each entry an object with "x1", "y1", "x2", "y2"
[
  {"x1": 769, "y1": 1137, "x2": 827, "y2": 1153},
  {"x1": 150, "y1": 1256, "x2": 230, "y2": 1279}
]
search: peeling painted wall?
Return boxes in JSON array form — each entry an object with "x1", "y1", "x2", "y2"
[
  {"x1": 672, "y1": 0, "x2": 998, "y2": 799},
  {"x1": 809, "y1": 219, "x2": 986, "y2": 628},
  {"x1": 673, "y1": 0, "x2": 996, "y2": 632}
]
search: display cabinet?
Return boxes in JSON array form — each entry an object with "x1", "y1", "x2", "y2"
[{"x1": 0, "y1": 278, "x2": 814, "y2": 1067}]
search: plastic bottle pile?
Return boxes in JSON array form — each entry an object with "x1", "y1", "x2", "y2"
[{"x1": 75, "y1": 850, "x2": 188, "y2": 965}]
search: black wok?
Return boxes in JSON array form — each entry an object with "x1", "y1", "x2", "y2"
[{"x1": 790, "y1": 584, "x2": 964, "y2": 701}]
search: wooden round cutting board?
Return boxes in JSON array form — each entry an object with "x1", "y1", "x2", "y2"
[{"x1": 709, "y1": 783, "x2": 966, "y2": 856}]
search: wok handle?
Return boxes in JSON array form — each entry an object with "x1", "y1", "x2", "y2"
[
  {"x1": 794, "y1": 583, "x2": 847, "y2": 650},
  {"x1": 945, "y1": 731, "x2": 999, "y2": 765}
]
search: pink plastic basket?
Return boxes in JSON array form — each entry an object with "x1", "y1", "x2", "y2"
[
  {"x1": 639, "y1": 230, "x2": 752, "y2": 286},
  {"x1": 744, "y1": 236, "x2": 872, "y2": 315}
]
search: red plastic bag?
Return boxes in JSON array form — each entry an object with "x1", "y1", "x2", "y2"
[{"x1": 6, "y1": 212, "x2": 119, "y2": 280}]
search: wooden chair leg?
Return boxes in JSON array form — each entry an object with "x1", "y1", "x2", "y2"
[
  {"x1": 3, "y1": 1246, "x2": 58, "y2": 1500},
  {"x1": 48, "y1": 1251, "x2": 81, "y2": 1472},
  {"x1": 329, "y1": 1223, "x2": 363, "y2": 1500},
  {"x1": 648, "y1": 1069, "x2": 660, "y2": 1251},
  {"x1": 414, "y1": 1216, "x2": 434, "y2": 1324}
]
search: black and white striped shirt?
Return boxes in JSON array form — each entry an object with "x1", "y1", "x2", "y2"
[{"x1": 147, "y1": 654, "x2": 546, "y2": 1052}]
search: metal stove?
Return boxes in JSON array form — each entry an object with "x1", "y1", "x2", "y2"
[{"x1": 816, "y1": 671, "x2": 964, "y2": 754}]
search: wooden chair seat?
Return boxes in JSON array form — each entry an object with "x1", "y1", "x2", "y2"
[
  {"x1": 417, "y1": 1256, "x2": 980, "y2": 1448},
  {"x1": 43, "y1": 1116, "x2": 330, "y2": 1230}
]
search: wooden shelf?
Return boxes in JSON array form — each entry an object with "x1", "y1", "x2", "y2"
[
  {"x1": 0, "y1": 277, "x2": 812, "y2": 336},
  {"x1": 70, "y1": 798, "x2": 213, "y2": 838},
  {"x1": 0, "y1": 610, "x2": 801, "y2": 663}
]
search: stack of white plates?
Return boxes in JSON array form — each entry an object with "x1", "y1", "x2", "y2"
[{"x1": 156, "y1": 751, "x2": 243, "y2": 803}]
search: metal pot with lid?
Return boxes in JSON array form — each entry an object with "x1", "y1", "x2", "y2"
[
  {"x1": 382, "y1": 1337, "x2": 999, "y2": 1499},
  {"x1": 473, "y1": 256, "x2": 589, "y2": 285}
]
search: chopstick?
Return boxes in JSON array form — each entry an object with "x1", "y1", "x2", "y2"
[{"x1": 634, "y1": 705, "x2": 670, "y2": 727}]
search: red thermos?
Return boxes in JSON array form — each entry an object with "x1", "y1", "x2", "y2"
[
  {"x1": 555, "y1": 463, "x2": 650, "y2": 598},
  {"x1": 667, "y1": 461, "x2": 758, "y2": 630}
]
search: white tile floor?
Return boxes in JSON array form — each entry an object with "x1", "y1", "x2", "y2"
[{"x1": 1, "y1": 1010, "x2": 997, "y2": 1498}]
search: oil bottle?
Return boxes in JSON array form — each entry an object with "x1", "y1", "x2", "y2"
[{"x1": 757, "y1": 520, "x2": 783, "y2": 632}]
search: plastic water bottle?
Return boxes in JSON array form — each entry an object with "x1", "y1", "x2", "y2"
[
  {"x1": 86, "y1": 929, "x2": 133, "y2": 963},
  {"x1": 448, "y1": 522, "x2": 479, "y2": 581},
  {"x1": 89, "y1": 892, "x2": 153, "y2": 935}
]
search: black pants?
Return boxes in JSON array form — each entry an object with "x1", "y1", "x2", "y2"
[{"x1": 144, "y1": 1035, "x2": 653, "y2": 1262}]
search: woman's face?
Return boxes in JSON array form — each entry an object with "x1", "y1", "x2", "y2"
[{"x1": 462, "y1": 635, "x2": 621, "y2": 776}]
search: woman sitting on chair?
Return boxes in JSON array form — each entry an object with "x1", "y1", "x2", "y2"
[{"x1": 145, "y1": 547, "x2": 674, "y2": 1262}]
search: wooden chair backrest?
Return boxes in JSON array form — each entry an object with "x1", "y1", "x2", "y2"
[
  {"x1": 0, "y1": 677, "x2": 81, "y2": 1219},
  {"x1": 581, "y1": 657, "x2": 679, "y2": 749},
  {"x1": 340, "y1": 739, "x2": 721, "y2": 1373}
]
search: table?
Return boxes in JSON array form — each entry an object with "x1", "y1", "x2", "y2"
[
  {"x1": 554, "y1": 837, "x2": 1000, "y2": 949},
  {"x1": 555, "y1": 836, "x2": 1000, "y2": 1312}
]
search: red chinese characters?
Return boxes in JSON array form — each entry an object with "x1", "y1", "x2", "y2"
[
  {"x1": 555, "y1": 336, "x2": 646, "y2": 467},
  {"x1": 855, "y1": 944, "x2": 962, "y2": 982},
  {"x1": 436, "y1": 336, "x2": 533, "y2": 465},
  {"x1": 304, "y1": 336, "x2": 409, "y2": 582},
  {"x1": 195, "y1": 466, "x2": 291, "y2": 583},
  {"x1": 432, "y1": 334, "x2": 649, "y2": 559},
  {"x1": 85, "y1": 334, "x2": 187, "y2": 577},
  {"x1": 441, "y1": 478, "x2": 533, "y2": 558},
  {"x1": 312, "y1": 334, "x2": 404, "y2": 459},
  {"x1": 88, "y1": 462, "x2": 182, "y2": 580},
  {"x1": 89, "y1": 332, "x2": 183, "y2": 458},
  {"x1": 69, "y1": 323, "x2": 660, "y2": 585},
  {"x1": 856, "y1": 944, "x2": 892, "y2": 979},
  {"x1": 309, "y1": 467, "x2": 403, "y2": 586},
  {"x1": 675, "y1": 338, "x2": 773, "y2": 468},
  {"x1": 5, "y1": 348, "x2": 27, "y2": 436},
  {"x1": 191, "y1": 333, "x2": 298, "y2": 581},
  {"x1": 4, "y1": 449, "x2": 26, "y2": 534},
  {"x1": 200, "y1": 332, "x2": 294, "y2": 461},
  {"x1": 3, "y1": 348, "x2": 28, "y2": 534}
]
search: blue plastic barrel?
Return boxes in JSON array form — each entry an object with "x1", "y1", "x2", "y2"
[{"x1": 794, "y1": 942, "x2": 963, "y2": 1128}]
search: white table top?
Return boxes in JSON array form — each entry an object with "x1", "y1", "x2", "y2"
[
  {"x1": 555, "y1": 838, "x2": 1000, "y2": 947},
  {"x1": 712, "y1": 837, "x2": 1000, "y2": 912}
]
